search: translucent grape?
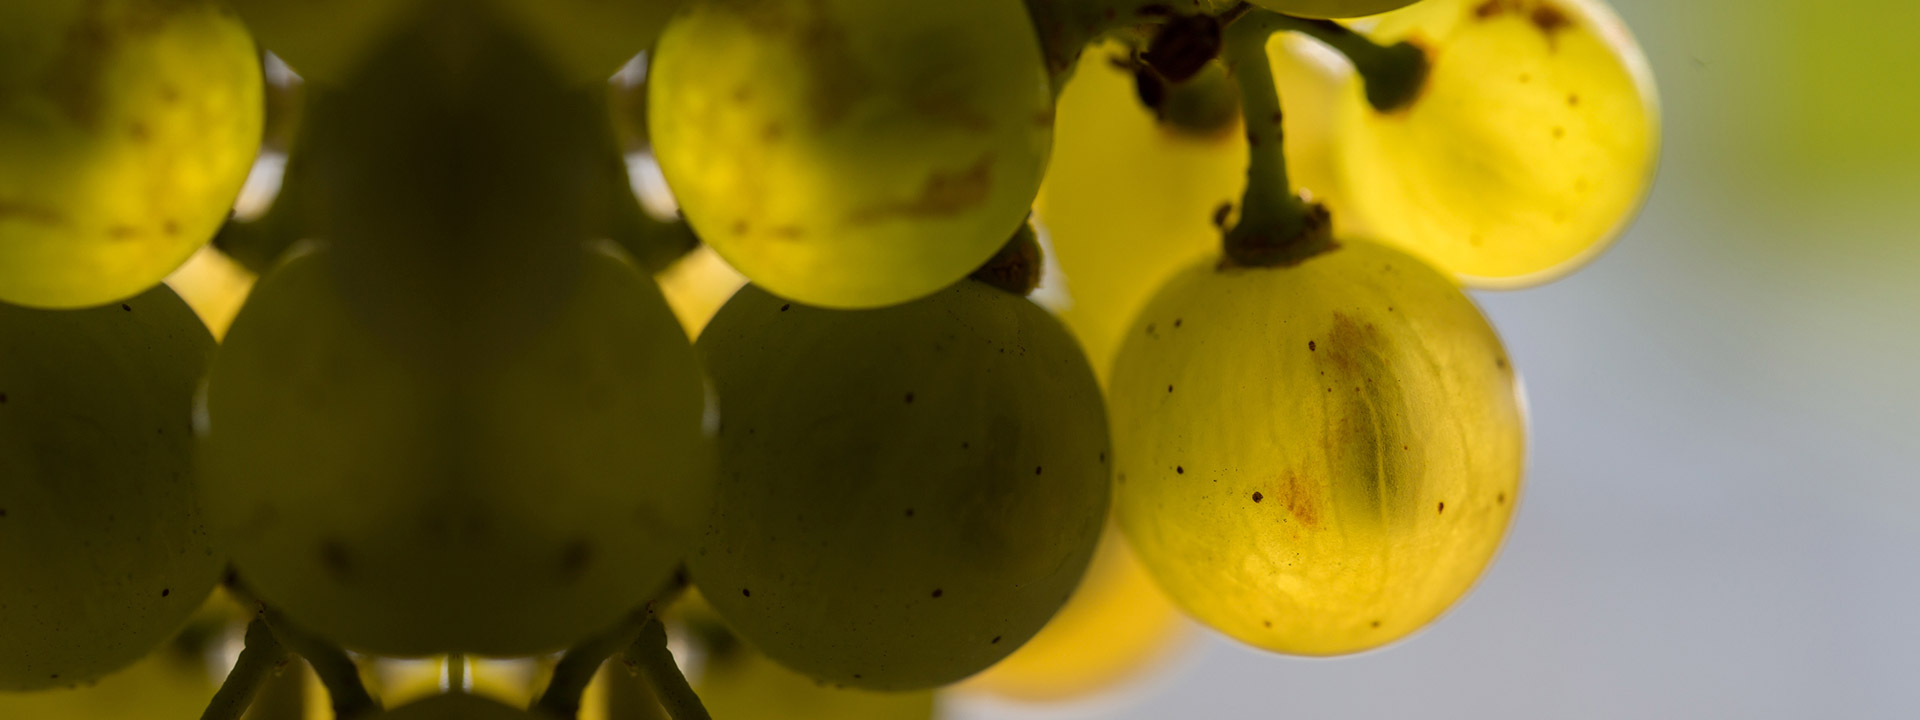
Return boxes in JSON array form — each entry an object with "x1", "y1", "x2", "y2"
[
  {"x1": 963, "y1": 528, "x2": 1189, "y2": 702},
  {"x1": 1332, "y1": 0, "x2": 1659, "y2": 287},
  {"x1": 693, "y1": 282, "x2": 1109, "y2": 689},
  {"x1": 1249, "y1": 0, "x2": 1421, "y2": 19},
  {"x1": 0, "y1": 0, "x2": 262, "y2": 309},
  {"x1": 373, "y1": 693, "x2": 542, "y2": 720},
  {"x1": 0, "y1": 284, "x2": 220, "y2": 690},
  {"x1": 649, "y1": 0, "x2": 1053, "y2": 309},
  {"x1": 1109, "y1": 240, "x2": 1526, "y2": 656},
  {"x1": 199, "y1": 243, "x2": 712, "y2": 656}
]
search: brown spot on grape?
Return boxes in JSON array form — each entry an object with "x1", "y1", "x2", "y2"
[
  {"x1": 851, "y1": 153, "x2": 995, "y2": 222},
  {"x1": 560, "y1": 540, "x2": 594, "y2": 582},
  {"x1": 1167, "y1": 384, "x2": 1174, "y2": 393},
  {"x1": 1213, "y1": 202, "x2": 1233, "y2": 229},
  {"x1": 161, "y1": 588, "x2": 170, "y2": 597},
  {"x1": 780, "y1": 304, "x2": 791, "y2": 311},
  {"x1": 1497, "y1": 492, "x2": 1507, "y2": 504},
  {"x1": 1308, "y1": 341, "x2": 1316, "y2": 352},
  {"x1": 991, "y1": 635, "x2": 1002, "y2": 644},
  {"x1": 129, "y1": 122, "x2": 151, "y2": 142},
  {"x1": 1, "y1": 392, "x2": 8, "y2": 404},
  {"x1": 904, "y1": 392, "x2": 914, "y2": 404},
  {"x1": 932, "y1": 588, "x2": 943, "y2": 598},
  {"x1": 0, "y1": 508, "x2": 7, "y2": 517},
  {"x1": 1531, "y1": 4, "x2": 1572, "y2": 34},
  {"x1": 1099, "y1": 452, "x2": 1106, "y2": 463},
  {"x1": 742, "y1": 588, "x2": 752, "y2": 597},
  {"x1": 732, "y1": 220, "x2": 750, "y2": 235},
  {"x1": 163, "y1": 220, "x2": 179, "y2": 236},
  {"x1": 1474, "y1": 0, "x2": 1506, "y2": 18},
  {"x1": 1568, "y1": 93, "x2": 1581, "y2": 106},
  {"x1": 1252, "y1": 492, "x2": 1263, "y2": 503},
  {"x1": 1176, "y1": 466, "x2": 1184, "y2": 474},
  {"x1": 1174, "y1": 318, "x2": 1183, "y2": 328},
  {"x1": 121, "y1": 303, "x2": 131, "y2": 311},
  {"x1": 905, "y1": 508, "x2": 914, "y2": 518},
  {"x1": 1035, "y1": 466, "x2": 1043, "y2": 475},
  {"x1": 1274, "y1": 473, "x2": 1322, "y2": 528},
  {"x1": 1495, "y1": 357, "x2": 1509, "y2": 369},
  {"x1": 319, "y1": 540, "x2": 352, "y2": 579},
  {"x1": 1438, "y1": 502, "x2": 1446, "y2": 514},
  {"x1": 1552, "y1": 126, "x2": 1566, "y2": 139},
  {"x1": 1371, "y1": 620, "x2": 1382, "y2": 628}
]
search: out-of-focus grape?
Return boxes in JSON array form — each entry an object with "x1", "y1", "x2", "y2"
[
  {"x1": 1109, "y1": 241, "x2": 1525, "y2": 656},
  {"x1": 0, "y1": 0, "x2": 262, "y2": 308},
  {"x1": 1250, "y1": 0, "x2": 1420, "y2": 19}
]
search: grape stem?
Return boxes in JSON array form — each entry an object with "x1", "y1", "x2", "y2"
[
  {"x1": 1261, "y1": 14, "x2": 1429, "y2": 112},
  {"x1": 201, "y1": 617, "x2": 289, "y2": 720},
  {"x1": 1219, "y1": 9, "x2": 1333, "y2": 267},
  {"x1": 1023, "y1": 0, "x2": 1241, "y2": 94},
  {"x1": 622, "y1": 617, "x2": 711, "y2": 720},
  {"x1": 534, "y1": 610, "x2": 656, "y2": 719},
  {"x1": 262, "y1": 607, "x2": 380, "y2": 719},
  {"x1": 605, "y1": 656, "x2": 674, "y2": 720}
]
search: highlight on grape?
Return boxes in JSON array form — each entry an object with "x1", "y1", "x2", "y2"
[{"x1": 0, "y1": 0, "x2": 1655, "y2": 717}]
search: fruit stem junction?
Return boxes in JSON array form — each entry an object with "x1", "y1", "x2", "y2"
[
  {"x1": 1024, "y1": 0, "x2": 1242, "y2": 95},
  {"x1": 1220, "y1": 10, "x2": 1334, "y2": 267},
  {"x1": 534, "y1": 610, "x2": 655, "y2": 719},
  {"x1": 970, "y1": 220, "x2": 1045, "y2": 297},
  {"x1": 1267, "y1": 15, "x2": 1429, "y2": 112},
  {"x1": 623, "y1": 617, "x2": 712, "y2": 720},
  {"x1": 200, "y1": 617, "x2": 289, "y2": 720},
  {"x1": 263, "y1": 607, "x2": 380, "y2": 719}
]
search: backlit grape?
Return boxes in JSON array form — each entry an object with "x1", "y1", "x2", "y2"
[
  {"x1": 1109, "y1": 240, "x2": 1525, "y2": 656},
  {"x1": 1250, "y1": 0, "x2": 1421, "y2": 19},
  {"x1": 0, "y1": 0, "x2": 262, "y2": 309}
]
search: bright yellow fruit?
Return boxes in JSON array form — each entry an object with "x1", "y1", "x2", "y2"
[
  {"x1": 1110, "y1": 240, "x2": 1525, "y2": 656},
  {"x1": 650, "y1": 0, "x2": 1053, "y2": 308},
  {"x1": 0, "y1": 0, "x2": 262, "y2": 309},
  {"x1": 964, "y1": 528, "x2": 1188, "y2": 702},
  {"x1": 1333, "y1": 0, "x2": 1659, "y2": 288}
]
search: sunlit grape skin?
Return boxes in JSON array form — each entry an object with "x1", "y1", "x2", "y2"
[
  {"x1": 693, "y1": 282, "x2": 1109, "y2": 690},
  {"x1": 0, "y1": 285, "x2": 220, "y2": 690},
  {"x1": 649, "y1": 0, "x2": 1053, "y2": 309},
  {"x1": 1249, "y1": 0, "x2": 1420, "y2": 19},
  {"x1": 0, "y1": 0, "x2": 261, "y2": 309},
  {"x1": 1109, "y1": 241, "x2": 1525, "y2": 656},
  {"x1": 1333, "y1": 0, "x2": 1660, "y2": 288},
  {"x1": 199, "y1": 243, "x2": 712, "y2": 657}
]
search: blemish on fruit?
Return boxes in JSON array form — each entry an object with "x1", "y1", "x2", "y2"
[
  {"x1": 1308, "y1": 340, "x2": 1316, "y2": 352},
  {"x1": 121, "y1": 303, "x2": 132, "y2": 312},
  {"x1": 319, "y1": 540, "x2": 352, "y2": 579},
  {"x1": 1176, "y1": 466, "x2": 1184, "y2": 474},
  {"x1": 904, "y1": 392, "x2": 914, "y2": 404},
  {"x1": 1437, "y1": 502, "x2": 1445, "y2": 514},
  {"x1": 1252, "y1": 492, "x2": 1263, "y2": 503},
  {"x1": 160, "y1": 588, "x2": 170, "y2": 597},
  {"x1": 742, "y1": 588, "x2": 752, "y2": 597},
  {"x1": 931, "y1": 588, "x2": 943, "y2": 598}
]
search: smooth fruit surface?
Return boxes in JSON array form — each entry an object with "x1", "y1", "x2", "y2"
[
  {"x1": 374, "y1": 693, "x2": 547, "y2": 720},
  {"x1": 1249, "y1": 0, "x2": 1420, "y2": 19},
  {"x1": 0, "y1": 284, "x2": 219, "y2": 689},
  {"x1": 1110, "y1": 240, "x2": 1525, "y2": 655},
  {"x1": 694, "y1": 282, "x2": 1109, "y2": 689},
  {"x1": 200, "y1": 243, "x2": 712, "y2": 656},
  {"x1": 0, "y1": 0, "x2": 262, "y2": 308},
  {"x1": 650, "y1": 0, "x2": 1053, "y2": 308},
  {"x1": 1334, "y1": 0, "x2": 1659, "y2": 287}
]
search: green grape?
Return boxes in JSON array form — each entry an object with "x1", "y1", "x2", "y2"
[
  {"x1": 1332, "y1": 0, "x2": 1659, "y2": 288},
  {"x1": 1109, "y1": 240, "x2": 1526, "y2": 656},
  {"x1": 0, "y1": 285, "x2": 220, "y2": 690},
  {"x1": 1249, "y1": 0, "x2": 1420, "y2": 19},
  {"x1": 696, "y1": 617, "x2": 935, "y2": 720},
  {"x1": 649, "y1": 0, "x2": 1053, "y2": 309},
  {"x1": 0, "y1": 0, "x2": 262, "y2": 309},
  {"x1": 224, "y1": 0, "x2": 424, "y2": 84},
  {"x1": 492, "y1": 0, "x2": 682, "y2": 84},
  {"x1": 199, "y1": 242, "x2": 712, "y2": 657},
  {"x1": 962, "y1": 527, "x2": 1188, "y2": 702},
  {"x1": 693, "y1": 281, "x2": 1109, "y2": 689},
  {"x1": 0, "y1": 594, "x2": 236, "y2": 716},
  {"x1": 373, "y1": 693, "x2": 545, "y2": 720}
]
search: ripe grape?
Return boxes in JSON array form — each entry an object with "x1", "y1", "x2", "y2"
[
  {"x1": 0, "y1": 0, "x2": 262, "y2": 309},
  {"x1": 692, "y1": 281, "x2": 1109, "y2": 689},
  {"x1": 492, "y1": 0, "x2": 682, "y2": 84},
  {"x1": 1332, "y1": 0, "x2": 1659, "y2": 287},
  {"x1": 1109, "y1": 240, "x2": 1526, "y2": 656},
  {"x1": 225, "y1": 0, "x2": 422, "y2": 84},
  {"x1": 963, "y1": 528, "x2": 1189, "y2": 702},
  {"x1": 698, "y1": 625, "x2": 936, "y2": 720},
  {"x1": 199, "y1": 242, "x2": 712, "y2": 657},
  {"x1": 1249, "y1": 0, "x2": 1421, "y2": 19},
  {"x1": 0, "y1": 595, "x2": 235, "y2": 714},
  {"x1": 0, "y1": 284, "x2": 220, "y2": 690},
  {"x1": 649, "y1": 0, "x2": 1054, "y2": 309},
  {"x1": 373, "y1": 693, "x2": 543, "y2": 720}
]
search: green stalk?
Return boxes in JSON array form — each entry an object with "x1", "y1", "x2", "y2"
[
  {"x1": 201, "y1": 618, "x2": 289, "y2": 720},
  {"x1": 1219, "y1": 10, "x2": 1333, "y2": 267}
]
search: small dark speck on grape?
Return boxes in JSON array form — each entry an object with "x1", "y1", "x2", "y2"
[
  {"x1": 1437, "y1": 502, "x2": 1445, "y2": 514},
  {"x1": 1497, "y1": 492, "x2": 1507, "y2": 504},
  {"x1": 1167, "y1": 384, "x2": 1174, "y2": 393},
  {"x1": 1568, "y1": 93, "x2": 1581, "y2": 106},
  {"x1": 1551, "y1": 126, "x2": 1566, "y2": 139},
  {"x1": 961, "y1": 441, "x2": 970, "y2": 450},
  {"x1": 905, "y1": 508, "x2": 915, "y2": 517},
  {"x1": 991, "y1": 635, "x2": 1002, "y2": 644},
  {"x1": 780, "y1": 304, "x2": 790, "y2": 312},
  {"x1": 1308, "y1": 341, "x2": 1316, "y2": 352},
  {"x1": 0, "y1": 508, "x2": 7, "y2": 518},
  {"x1": 1263, "y1": 620, "x2": 1272, "y2": 628},
  {"x1": 1174, "y1": 318, "x2": 1183, "y2": 328},
  {"x1": 904, "y1": 392, "x2": 914, "y2": 404},
  {"x1": 1496, "y1": 357, "x2": 1509, "y2": 369},
  {"x1": 1035, "y1": 466, "x2": 1043, "y2": 475},
  {"x1": 932, "y1": 588, "x2": 943, "y2": 598},
  {"x1": 1371, "y1": 620, "x2": 1382, "y2": 628},
  {"x1": 121, "y1": 303, "x2": 131, "y2": 312},
  {"x1": 1176, "y1": 466, "x2": 1184, "y2": 474},
  {"x1": 743, "y1": 588, "x2": 752, "y2": 597},
  {"x1": 1252, "y1": 492, "x2": 1263, "y2": 503},
  {"x1": 1099, "y1": 452, "x2": 1106, "y2": 463},
  {"x1": 1, "y1": 392, "x2": 8, "y2": 403}
]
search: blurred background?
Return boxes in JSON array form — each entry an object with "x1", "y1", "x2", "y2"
[{"x1": 956, "y1": 0, "x2": 1920, "y2": 717}]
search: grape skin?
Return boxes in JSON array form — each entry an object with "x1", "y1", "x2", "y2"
[
  {"x1": 1109, "y1": 241, "x2": 1525, "y2": 656},
  {"x1": 649, "y1": 0, "x2": 1054, "y2": 309},
  {"x1": 676, "y1": 593, "x2": 935, "y2": 720},
  {"x1": 1333, "y1": 0, "x2": 1660, "y2": 288},
  {"x1": 0, "y1": 284, "x2": 220, "y2": 690},
  {"x1": 199, "y1": 243, "x2": 712, "y2": 657},
  {"x1": 372, "y1": 693, "x2": 543, "y2": 720},
  {"x1": 1250, "y1": 0, "x2": 1420, "y2": 19},
  {"x1": 693, "y1": 282, "x2": 1110, "y2": 690},
  {"x1": 0, "y1": 0, "x2": 262, "y2": 309}
]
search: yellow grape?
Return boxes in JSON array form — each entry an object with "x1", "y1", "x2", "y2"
[
  {"x1": 1333, "y1": 0, "x2": 1659, "y2": 287},
  {"x1": 0, "y1": 0, "x2": 262, "y2": 309},
  {"x1": 200, "y1": 243, "x2": 712, "y2": 656},
  {"x1": 962, "y1": 528, "x2": 1188, "y2": 702},
  {"x1": 371, "y1": 693, "x2": 543, "y2": 720},
  {"x1": 649, "y1": 0, "x2": 1053, "y2": 309},
  {"x1": 1249, "y1": 0, "x2": 1420, "y2": 19},
  {"x1": 1035, "y1": 39, "x2": 1337, "y2": 382},
  {"x1": 1109, "y1": 240, "x2": 1525, "y2": 656},
  {"x1": 164, "y1": 246, "x2": 258, "y2": 341},
  {"x1": 655, "y1": 245, "x2": 748, "y2": 340}
]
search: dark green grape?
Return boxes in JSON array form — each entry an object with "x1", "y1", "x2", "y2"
[
  {"x1": 693, "y1": 281, "x2": 1109, "y2": 689},
  {"x1": 0, "y1": 284, "x2": 219, "y2": 690}
]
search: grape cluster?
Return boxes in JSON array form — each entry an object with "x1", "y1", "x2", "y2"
[{"x1": 0, "y1": 0, "x2": 1656, "y2": 716}]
